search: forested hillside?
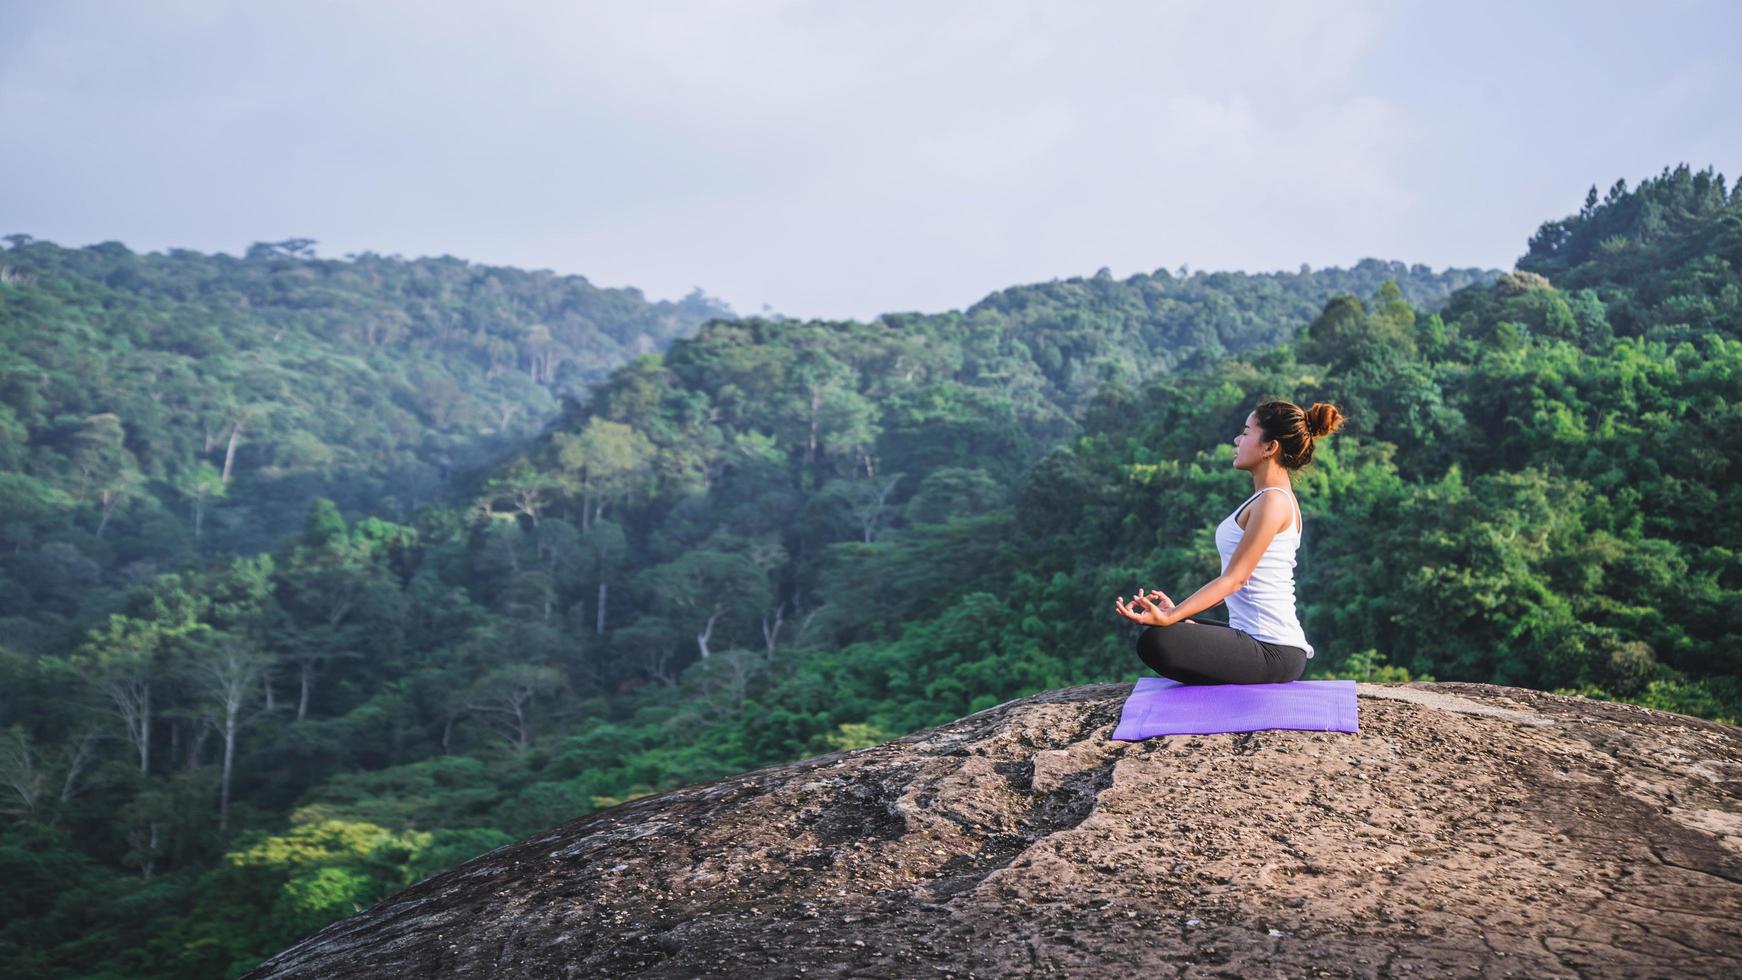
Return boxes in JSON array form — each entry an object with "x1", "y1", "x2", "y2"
[
  {"x1": 0, "y1": 236, "x2": 733, "y2": 573},
  {"x1": 6, "y1": 165, "x2": 1740, "y2": 979}
]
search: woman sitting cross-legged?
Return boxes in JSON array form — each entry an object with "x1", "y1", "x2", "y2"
[{"x1": 1113, "y1": 399, "x2": 1344, "y2": 685}]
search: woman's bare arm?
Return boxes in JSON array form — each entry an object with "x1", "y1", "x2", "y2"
[
  {"x1": 1154, "y1": 574, "x2": 1241, "y2": 624},
  {"x1": 1114, "y1": 491, "x2": 1293, "y2": 627}
]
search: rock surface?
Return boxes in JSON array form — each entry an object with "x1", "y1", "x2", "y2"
[{"x1": 244, "y1": 682, "x2": 1742, "y2": 978}]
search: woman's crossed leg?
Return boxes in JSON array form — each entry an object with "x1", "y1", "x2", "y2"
[{"x1": 1136, "y1": 618, "x2": 1307, "y2": 685}]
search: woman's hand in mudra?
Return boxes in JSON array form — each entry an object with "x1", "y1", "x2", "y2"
[{"x1": 1114, "y1": 588, "x2": 1179, "y2": 627}]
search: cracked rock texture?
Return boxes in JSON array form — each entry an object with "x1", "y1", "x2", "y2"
[{"x1": 243, "y1": 681, "x2": 1742, "y2": 979}]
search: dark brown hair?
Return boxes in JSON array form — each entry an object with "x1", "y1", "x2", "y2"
[{"x1": 1254, "y1": 400, "x2": 1344, "y2": 470}]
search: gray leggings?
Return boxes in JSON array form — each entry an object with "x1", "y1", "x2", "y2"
[{"x1": 1136, "y1": 619, "x2": 1309, "y2": 685}]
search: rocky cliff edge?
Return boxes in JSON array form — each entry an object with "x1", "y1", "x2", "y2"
[{"x1": 244, "y1": 682, "x2": 1742, "y2": 979}]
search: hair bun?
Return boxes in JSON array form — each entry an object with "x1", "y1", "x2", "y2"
[{"x1": 1304, "y1": 402, "x2": 1344, "y2": 439}]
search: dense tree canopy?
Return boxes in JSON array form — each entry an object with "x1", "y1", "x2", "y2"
[
  {"x1": 4, "y1": 167, "x2": 1737, "y2": 978},
  {"x1": 0, "y1": 239, "x2": 732, "y2": 567}
]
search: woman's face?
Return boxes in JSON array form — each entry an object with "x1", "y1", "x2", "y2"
[{"x1": 1233, "y1": 412, "x2": 1272, "y2": 470}]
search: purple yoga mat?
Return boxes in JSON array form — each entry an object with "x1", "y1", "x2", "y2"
[{"x1": 1110, "y1": 676, "x2": 1359, "y2": 740}]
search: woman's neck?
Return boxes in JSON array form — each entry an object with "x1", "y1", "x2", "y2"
[{"x1": 1248, "y1": 460, "x2": 1290, "y2": 491}]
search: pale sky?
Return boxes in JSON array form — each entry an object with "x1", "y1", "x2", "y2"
[{"x1": 3, "y1": 0, "x2": 1738, "y2": 321}]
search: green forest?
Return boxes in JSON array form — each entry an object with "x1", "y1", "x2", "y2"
[{"x1": 2, "y1": 164, "x2": 1738, "y2": 979}]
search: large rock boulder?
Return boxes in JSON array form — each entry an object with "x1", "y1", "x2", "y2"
[{"x1": 245, "y1": 682, "x2": 1742, "y2": 978}]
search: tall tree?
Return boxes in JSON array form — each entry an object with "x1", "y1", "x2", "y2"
[
  {"x1": 188, "y1": 630, "x2": 266, "y2": 831},
  {"x1": 68, "y1": 582, "x2": 207, "y2": 774},
  {"x1": 464, "y1": 665, "x2": 563, "y2": 752}
]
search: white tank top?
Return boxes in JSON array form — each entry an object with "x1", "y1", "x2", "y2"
[{"x1": 1214, "y1": 485, "x2": 1314, "y2": 657}]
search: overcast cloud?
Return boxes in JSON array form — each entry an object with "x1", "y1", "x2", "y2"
[{"x1": 2, "y1": 0, "x2": 1738, "y2": 320}]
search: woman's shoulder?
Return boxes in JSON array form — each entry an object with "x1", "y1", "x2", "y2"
[{"x1": 1239, "y1": 486, "x2": 1299, "y2": 534}]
